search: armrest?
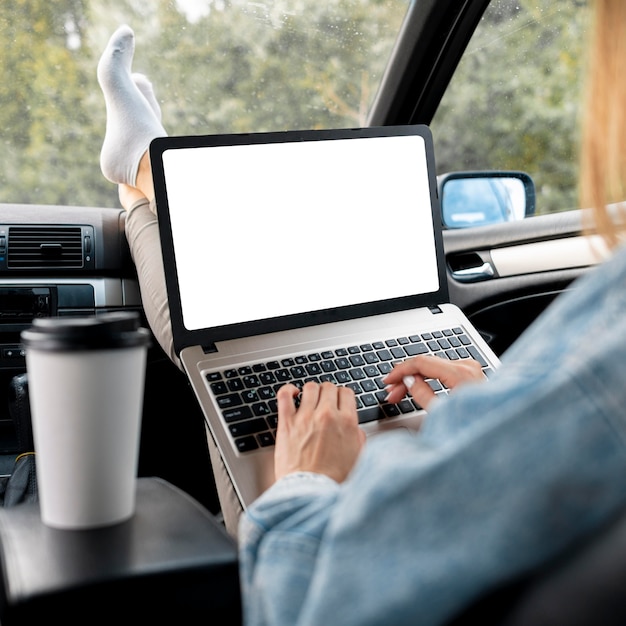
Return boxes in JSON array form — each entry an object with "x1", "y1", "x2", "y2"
[{"x1": 0, "y1": 477, "x2": 241, "y2": 624}]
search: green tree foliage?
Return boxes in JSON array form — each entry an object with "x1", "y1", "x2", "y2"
[
  {"x1": 0, "y1": 0, "x2": 588, "y2": 215},
  {"x1": 0, "y1": 0, "x2": 117, "y2": 206},
  {"x1": 432, "y1": 0, "x2": 589, "y2": 214},
  {"x1": 1, "y1": 0, "x2": 406, "y2": 208}
]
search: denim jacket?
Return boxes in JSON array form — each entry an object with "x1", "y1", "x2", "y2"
[{"x1": 239, "y1": 242, "x2": 626, "y2": 626}]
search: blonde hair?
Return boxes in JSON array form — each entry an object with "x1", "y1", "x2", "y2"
[{"x1": 579, "y1": 0, "x2": 626, "y2": 248}]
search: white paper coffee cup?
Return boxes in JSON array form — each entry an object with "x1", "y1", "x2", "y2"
[{"x1": 21, "y1": 312, "x2": 150, "y2": 530}]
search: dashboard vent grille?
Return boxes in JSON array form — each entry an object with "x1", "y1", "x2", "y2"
[{"x1": 7, "y1": 226, "x2": 84, "y2": 269}]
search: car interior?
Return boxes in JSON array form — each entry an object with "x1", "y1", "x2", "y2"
[{"x1": 1, "y1": 0, "x2": 624, "y2": 623}]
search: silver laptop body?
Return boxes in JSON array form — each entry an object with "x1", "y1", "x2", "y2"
[{"x1": 151, "y1": 125, "x2": 500, "y2": 508}]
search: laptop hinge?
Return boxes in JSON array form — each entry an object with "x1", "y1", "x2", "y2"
[
  {"x1": 202, "y1": 343, "x2": 218, "y2": 354},
  {"x1": 428, "y1": 305, "x2": 443, "y2": 314}
]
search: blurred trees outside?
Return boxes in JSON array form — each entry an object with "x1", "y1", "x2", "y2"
[
  {"x1": 0, "y1": 0, "x2": 588, "y2": 214},
  {"x1": 433, "y1": 0, "x2": 589, "y2": 214},
  {"x1": 0, "y1": 0, "x2": 406, "y2": 208}
]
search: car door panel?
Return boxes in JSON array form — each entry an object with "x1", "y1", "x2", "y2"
[{"x1": 443, "y1": 209, "x2": 601, "y2": 356}]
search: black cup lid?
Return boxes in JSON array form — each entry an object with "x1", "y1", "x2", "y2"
[{"x1": 21, "y1": 311, "x2": 151, "y2": 351}]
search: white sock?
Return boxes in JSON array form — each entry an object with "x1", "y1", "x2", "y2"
[
  {"x1": 132, "y1": 72, "x2": 162, "y2": 121},
  {"x1": 97, "y1": 25, "x2": 167, "y2": 187}
]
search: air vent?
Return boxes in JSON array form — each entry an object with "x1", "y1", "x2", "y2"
[{"x1": 6, "y1": 226, "x2": 91, "y2": 270}]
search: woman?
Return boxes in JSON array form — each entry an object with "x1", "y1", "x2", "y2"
[{"x1": 98, "y1": 1, "x2": 626, "y2": 623}]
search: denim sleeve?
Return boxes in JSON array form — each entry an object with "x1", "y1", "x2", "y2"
[
  {"x1": 238, "y1": 245, "x2": 626, "y2": 626},
  {"x1": 239, "y1": 473, "x2": 340, "y2": 626},
  {"x1": 240, "y1": 378, "x2": 626, "y2": 626}
]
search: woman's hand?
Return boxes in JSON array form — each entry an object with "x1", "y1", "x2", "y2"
[
  {"x1": 274, "y1": 381, "x2": 366, "y2": 483},
  {"x1": 384, "y1": 355, "x2": 485, "y2": 411}
]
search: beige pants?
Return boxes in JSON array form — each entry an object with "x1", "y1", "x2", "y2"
[{"x1": 125, "y1": 198, "x2": 243, "y2": 537}]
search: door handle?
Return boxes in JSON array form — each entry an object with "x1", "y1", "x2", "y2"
[{"x1": 451, "y1": 261, "x2": 495, "y2": 282}]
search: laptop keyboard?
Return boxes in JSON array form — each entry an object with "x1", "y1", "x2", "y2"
[{"x1": 205, "y1": 326, "x2": 493, "y2": 454}]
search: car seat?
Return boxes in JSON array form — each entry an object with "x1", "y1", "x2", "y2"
[{"x1": 448, "y1": 504, "x2": 626, "y2": 625}]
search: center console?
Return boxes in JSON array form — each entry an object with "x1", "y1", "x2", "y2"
[
  {"x1": 0, "y1": 205, "x2": 141, "y2": 457},
  {"x1": 0, "y1": 477, "x2": 241, "y2": 623}
]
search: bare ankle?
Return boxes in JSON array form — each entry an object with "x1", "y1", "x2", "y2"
[
  {"x1": 118, "y1": 184, "x2": 148, "y2": 211},
  {"x1": 135, "y1": 153, "x2": 155, "y2": 202}
]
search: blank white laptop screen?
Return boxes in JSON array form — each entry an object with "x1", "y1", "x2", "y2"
[{"x1": 161, "y1": 133, "x2": 439, "y2": 332}]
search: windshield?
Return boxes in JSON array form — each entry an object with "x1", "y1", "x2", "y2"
[{"x1": 0, "y1": 0, "x2": 409, "y2": 208}]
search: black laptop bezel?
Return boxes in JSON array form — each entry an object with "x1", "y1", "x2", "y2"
[{"x1": 150, "y1": 124, "x2": 448, "y2": 355}]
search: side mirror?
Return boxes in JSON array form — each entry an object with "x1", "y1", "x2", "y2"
[{"x1": 438, "y1": 171, "x2": 536, "y2": 229}]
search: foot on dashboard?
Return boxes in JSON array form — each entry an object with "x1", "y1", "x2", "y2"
[{"x1": 97, "y1": 24, "x2": 167, "y2": 187}]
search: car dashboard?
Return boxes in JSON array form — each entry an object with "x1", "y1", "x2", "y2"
[{"x1": 0, "y1": 203, "x2": 140, "y2": 453}]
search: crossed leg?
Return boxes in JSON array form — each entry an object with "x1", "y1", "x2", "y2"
[{"x1": 97, "y1": 24, "x2": 244, "y2": 537}]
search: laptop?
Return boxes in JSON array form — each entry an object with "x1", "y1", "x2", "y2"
[{"x1": 150, "y1": 124, "x2": 500, "y2": 508}]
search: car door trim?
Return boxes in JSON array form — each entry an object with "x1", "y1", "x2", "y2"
[{"x1": 490, "y1": 235, "x2": 609, "y2": 278}]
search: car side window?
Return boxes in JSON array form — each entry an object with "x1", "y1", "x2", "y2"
[{"x1": 431, "y1": 0, "x2": 589, "y2": 217}]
